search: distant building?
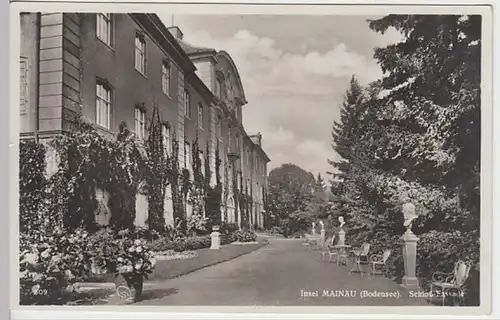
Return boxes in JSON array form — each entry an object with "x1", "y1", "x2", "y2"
[{"x1": 19, "y1": 12, "x2": 270, "y2": 229}]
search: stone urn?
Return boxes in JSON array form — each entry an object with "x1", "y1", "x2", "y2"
[{"x1": 116, "y1": 273, "x2": 144, "y2": 302}]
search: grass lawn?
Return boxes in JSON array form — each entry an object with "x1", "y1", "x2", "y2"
[
  {"x1": 147, "y1": 241, "x2": 268, "y2": 281},
  {"x1": 84, "y1": 240, "x2": 268, "y2": 284}
]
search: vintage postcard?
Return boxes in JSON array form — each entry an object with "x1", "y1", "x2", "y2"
[{"x1": 10, "y1": 1, "x2": 493, "y2": 317}]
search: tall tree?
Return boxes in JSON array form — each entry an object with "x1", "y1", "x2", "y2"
[
  {"x1": 328, "y1": 75, "x2": 366, "y2": 182},
  {"x1": 267, "y1": 164, "x2": 315, "y2": 228},
  {"x1": 315, "y1": 173, "x2": 325, "y2": 192}
]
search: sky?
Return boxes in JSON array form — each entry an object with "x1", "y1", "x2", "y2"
[{"x1": 158, "y1": 14, "x2": 403, "y2": 180}]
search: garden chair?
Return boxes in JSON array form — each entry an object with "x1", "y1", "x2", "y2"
[
  {"x1": 321, "y1": 236, "x2": 336, "y2": 262},
  {"x1": 430, "y1": 261, "x2": 471, "y2": 306},
  {"x1": 349, "y1": 243, "x2": 371, "y2": 277},
  {"x1": 369, "y1": 249, "x2": 391, "y2": 277}
]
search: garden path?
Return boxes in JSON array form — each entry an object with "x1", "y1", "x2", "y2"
[{"x1": 134, "y1": 236, "x2": 431, "y2": 306}]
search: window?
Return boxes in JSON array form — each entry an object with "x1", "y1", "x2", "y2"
[
  {"x1": 20, "y1": 57, "x2": 28, "y2": 113},
  {"x1": 217, "y1": 115, "x2": 222, "y2": 140},
  {"x1": 236, "y1": 134, "x2": 240, "y2": 153},
  {"x1": 162, "y1": 61, "x2": 171, "y2": 96},
  {"x1": 226, "y1": 73, "x2": 233, "y2": 100},
  {"x1": 184, "y1": 141, "x2": 191, "y2": 170},
  {"x1": 215, "y1": 79, "x2": 222, "y2": 98},
  {"x1": 184, "y1": 89, "x2": 190, "y2": 118},
  {"x1": 228, "y1": 126, "x2": 231, "y2": 149},
  {"x1": 162, "y1": 125, "x2": 171, "y2": 155},
  {"x1": 96, "y1": 81, "x2": 111, "y2": 129},
  {"x1": 198, "y1": 104, "x2": 204, "y2": 129},
  {"x1": 96, "y1": 13, "x2": 112, "y2": 46},
  {"x1": 135, "y1": 33, "x2": 146, "y2": 74},
  {"x1": 135, "y1": 106, "x2": 146, "y2": 140}
]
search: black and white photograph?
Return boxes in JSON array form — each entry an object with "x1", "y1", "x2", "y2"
[{"x1": 13, "y1": 3, "x2": 492, "y2": 313}]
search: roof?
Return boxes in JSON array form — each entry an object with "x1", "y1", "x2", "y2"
[{"x1": 177, "y1": 39, "x2": 216, "y2": 56}]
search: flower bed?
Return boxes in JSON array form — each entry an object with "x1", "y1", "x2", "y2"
[
  {"x1": 233, "y1": 230, "x2": 257, "y2": 243},
  {"x1": 148, "y1": 235, "x2": 211, "y2": 252},
  {"x1": 154, "y1": 250, "x2": 199, "y2": 261},
  {"x1": 20, "y1": 228, "x2": 156, "y2": 305}
]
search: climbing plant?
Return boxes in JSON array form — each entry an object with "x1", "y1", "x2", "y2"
[{"x1": 145, "y1": 104, "x2": 169, "y2": 232}]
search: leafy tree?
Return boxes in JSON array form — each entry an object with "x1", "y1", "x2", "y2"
[
  {"x1": 328, "y1": 15, "x2": 480, "y2": 305},
  {"x1": 267, "y1": 164, "x2": 316, "y2": 234}
]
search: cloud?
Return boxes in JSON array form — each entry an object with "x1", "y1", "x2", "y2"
[{"x1": 162, "y1": 17, "x2": 396, "y2": 178}]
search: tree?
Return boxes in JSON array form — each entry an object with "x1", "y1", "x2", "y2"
[
  {"x1": 267, "y1": 164, "x2": 316, "y2": 235},
  {"x1": 326, "y1": 15, "x2": 481, "y2": 304},
  {"x1": 328, "y1": 76, "x2": 367, "y2": 182},
  {"x1": 315, "y1": 173, "x2": 325, "y2": 192}
]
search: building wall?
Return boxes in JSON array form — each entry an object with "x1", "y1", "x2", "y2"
[
  {"x1": 19, "y1": 12, "x2": 269, "y2": 230},
  {"x1": 79, "y1": 13, "x2": 180, "y2": 136}
]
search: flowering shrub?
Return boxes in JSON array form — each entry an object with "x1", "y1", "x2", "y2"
[
  {"x1": 19, "y1": 227, "x2": 90, "y2": 305},
  {"x1": 233, "y1": 230, "x2": 257, "y2": 243},
  {"x1": 186, "y1": 214, "x2": 208, "y2": 236}
]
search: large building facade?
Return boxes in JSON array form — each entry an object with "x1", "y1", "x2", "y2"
[{"x1": 19, "y1": 12, "x2": 270, "y2": 229}]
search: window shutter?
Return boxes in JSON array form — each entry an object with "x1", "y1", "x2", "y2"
[{"x1": 20, "y1": 57, "x2": 28, "y2": 113}]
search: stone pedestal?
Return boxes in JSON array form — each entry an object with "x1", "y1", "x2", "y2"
[
  {"x1": 320, "y1": 229, "x2": 326, "y2": 248},
  {"x1": 312, "y1": 226, "x2": 316, "y2": 236},
  {"x1": 401, "y1": 230, "x2": 420, "y2": 289},
  {"x1": 210, "y1": 231, "x2": 221, "y2": 250},
  {"x1": 338, "y1": 229, "x2": 346, "y2": 246}
]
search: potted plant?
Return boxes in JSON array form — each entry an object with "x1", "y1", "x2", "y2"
[{"x1": 113, "y1": 238, "x2": 156, "y2": 302}]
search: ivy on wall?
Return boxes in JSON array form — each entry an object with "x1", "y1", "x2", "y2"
[
  {"x1": 20, "y1": 104, "x2": 240, "y2": 235},
  {"x1": 146, "y1": 104, "x2": 169, "y2": 232},
  {"x1": 19, "y1": 140, "x2": 48, "y2": 233}
]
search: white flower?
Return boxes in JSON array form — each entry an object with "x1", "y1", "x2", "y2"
[
  {"x1": 117, "y1": 257, "x2": 123, "y2": 262},
  {"x1": 125, "y1": 265, "x2": 133, "y2": 273},
  {"x1": 149, "y1": 258, "x2": 156, "y2": 267},
  {"x1": 24, "y1": 253, "x2": 39, "y2": 265},
  {"x1": 134, "y1": 263, "x2": 142, "y2": 270},
  {"x1": 135, "y1": 246, "x2": 143, "y2": 253},
  {"x1": 32, "y1": 272, "x2": 43, "y2": 282},
  {"x1": 128, "y1": 246, "x2": 136, "y2": 252},
  {"x1": 65, "y1": 269, "x2": 75, "y2": 280},
  {"x1": 134, "y1": 239, "x2": 142, "y2": 246},
  {"x1": 41, "y1": 250, "x2": 50, "y2": 259},
  {"x1": 119, "y1": 265, "x2": 129, "y2": 273},
  {"x1": 51, "y1": 254, "x2": 61, "y2": 264}
]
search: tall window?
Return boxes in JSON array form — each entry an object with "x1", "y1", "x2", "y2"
[
  {"x1": 162, "y1": 61, "x2": 171, "y2": 96},
  {"x1": 198, "y1": 104, "x2": 204, "y2": 129},
  {"x1": 96, "y1": 13, "x2": 112, "y2": 46},
  {"x1": 217, "y1": 115, "x2": 222, "y2": 140},
  {"x1": 185, "y1": 141, "x2": 191, "y2": 170},
  {"x1": 135, "y1": 106, "x2": 146, "y2": 140},
  {"x1": 96, "y1": 81, "x2": 111, "y2": 129},
  {"x1": 228, "y1": 126, "x2": 232, "y2": 150},
  {"x1": 135, "y1": 33, "x2": 146, "y2": 74},
  {"x1": 184, "y1": 89, "x2": 190, "y2": 118},
  {"x1": 20, "y1": 57, "x2": 28, "y2": 113},
  {"x1": 236, "y1": 134, "x2": 240, "y2": 153},
  {"x1": 162, "y1": 124, "x2": 171, "y2": 155},
  {"x1": 215, "y1": 79, "x2": 222, "y2": 98}
]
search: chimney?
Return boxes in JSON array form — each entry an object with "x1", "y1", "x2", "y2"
[{"x1": 168, "y1": 26, "x2": 184, "y2": 40}]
